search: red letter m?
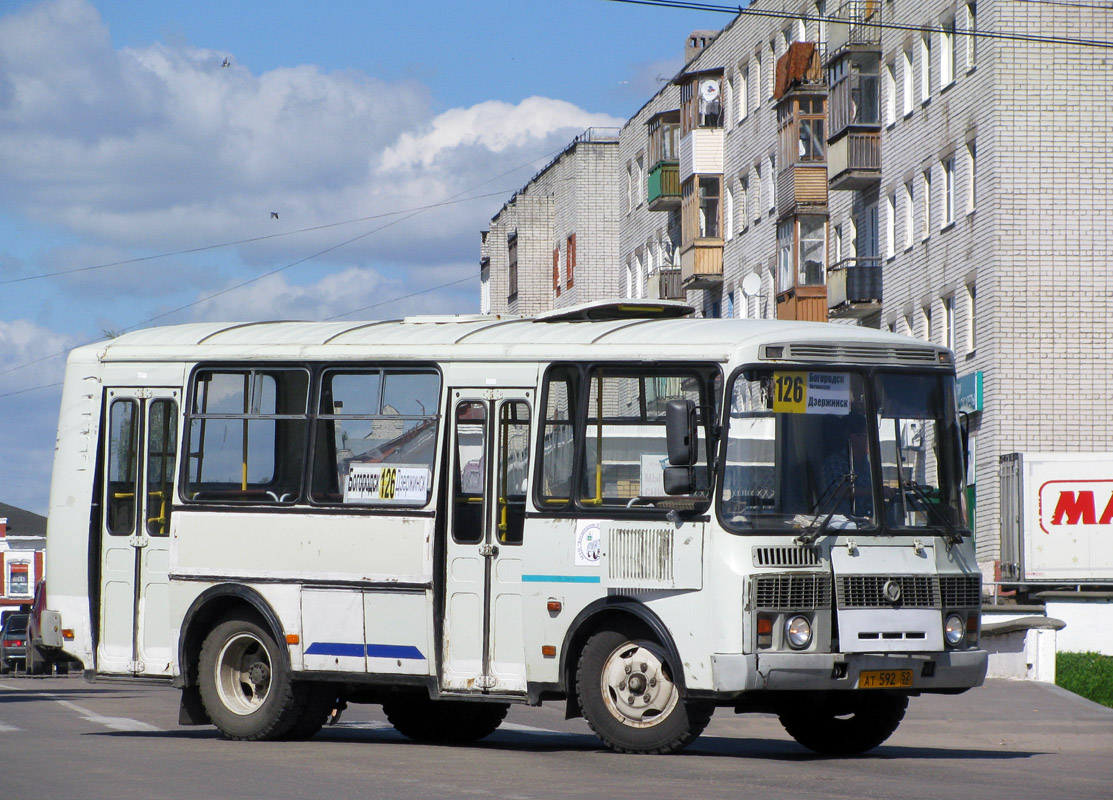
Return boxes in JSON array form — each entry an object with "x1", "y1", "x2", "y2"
[{"x1": 1051, "y1": 491, "x2": 1096, "y2": 525}]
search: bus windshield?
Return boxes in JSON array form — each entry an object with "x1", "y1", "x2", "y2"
[{"x1": 720, "y1": 369, "x2": 966, "y2": 535}]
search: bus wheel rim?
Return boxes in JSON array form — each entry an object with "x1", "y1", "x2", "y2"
[
  {"x1": 599, "y1": 641, "x2": 678, "y2": 729},
  {"x1": 215, "y1": 632, "x2": 271, "y2": 715}
]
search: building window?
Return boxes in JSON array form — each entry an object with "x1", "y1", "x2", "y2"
[
  {"x1": 566, "y1": 234, "x2": 576, "y2": 288},
  {"x1": 816, "y1": 1, "x2": 827, "y2": 47},
  {"x1": 965, "y1": 3, "x2": 977, "y2": 71},
  {"x1": 799, "y1": 215, "x2": 826, "y2": 286},
  {"x1": 884, "y1": 191, "x2": 895, "y2": 259},
  {"x1": 902, "y1": 48, "x2": 914, "y2": 116},
  {"x1": 553, "y1": 247, "x2": 561, "y2": 297},
  {"x1": 636, "y1": 154, "x2": 646, "y2": 206},
  {"x1": 922, "y1": 168, "x2": 932, "y2": 239},
  {"x1": 737, "y1": 66, "x2": 749, "y2": 120},
  {"x1": 753, "y1": 55, "x2": 762, "y2": 110},
  {"x1": 941, "y1": 17, "x2": 956, "y2": 87},
  {"x1": 739, "y1": 174, "x2": 749, "y2": 230},
  {"x1": 625, "y1": 257, "x2": 634, "y2": 297},
  {"x1": 626, "y1": 162, "x2": 635, "y2": 214},
  {"x1": 507, "y1": 233, "x2": 518, "y2": 301},
  {"x1": 884, "y1": 61, "x2": 896, "y2": 126},
  {"x1": 699, "y1": 177, "x2": 720, "y2": 237},
  {"x1": 768, "y1": 42, "x2": 776, "y2": 99},
  {"x1": 725, "y1": 185, "x2": 735, "y2": 239},
  {"x1": 765, "y1": 156, "x2": 775, "y2": 212},
  {"x1": 943, "y1": 156, "x2": 955, "y2": 226},
  {"x1": 777, "y1": 220, "x2": 793, "y2": 293},
  {"x1": 903, "y1": 181, "x2": 914, "y2": 250},
  {"x1": 920, "y1": 34, "x2": 931, "y2": 103},
  {"x1": 943, "y1": 294, "x2": 955, "y2": 350},
  {"x1": 833, "y1": 223, "x2": 843, "y2": 265},
  {"x1": 966, "y1": 283, "x2": 977, "y2": 352},
  {"x1": 923, "y1": 303, "x2": 933, "y2": 343},
  {"x1": 966, "y1": 141, "x2": 977, "y2": 214}
]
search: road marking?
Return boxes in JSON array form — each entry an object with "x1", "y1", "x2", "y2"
[
  {"x1": 0, "y1": 722, "x2": 20, "y2": 732},
  {"x1": 0, "y1": 682, "x2": 27, "y2": 691},
  {"x1": 53, "y1": 699, "x2": 162, "y2": 732}
]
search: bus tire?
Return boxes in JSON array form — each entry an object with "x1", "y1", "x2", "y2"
[
  {"x1": 778, "y1": 693, "x2": 908, "y2": 755},
  {"x1": 576, "y1": 626, "x2": 713, "y2": 754},
  {"x1": 198, "y1": 611, "x2": 304, "y2": 741},
  {"x1": 382, "y1": 695, "x2": 509, "y2": 744},
  {"x1": 280, "y1": 684, "x2": 339, "y2": 740}
]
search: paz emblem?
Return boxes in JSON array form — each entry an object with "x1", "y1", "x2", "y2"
[{"x1": 882, "y1": 579, "x2": 903, "y2": 605}]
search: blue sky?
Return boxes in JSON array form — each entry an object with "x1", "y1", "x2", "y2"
[{"x1": 0, "y1": 0, "x2": 729, "y2": 513}]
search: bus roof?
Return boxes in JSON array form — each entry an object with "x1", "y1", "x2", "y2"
[{"x1": 71, "y1": 312, "x2": 950, "y2": 368}]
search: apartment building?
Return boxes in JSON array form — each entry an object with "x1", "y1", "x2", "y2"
[
  {"x1": 479, "y1": 128, "x2": 621, "y2": 315},
  {"x1": 482, "y1": 0, "x2": 1113, "y2": 581}
]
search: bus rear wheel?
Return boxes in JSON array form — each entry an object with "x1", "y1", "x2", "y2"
[
  {"x1": 576, "y1": 626, "x2": 713, "y2": 754},
  {"x1": 778, "y1": 693, "x2": 908, "y2": 755},
  {"x1": 382, "y1": 694, "x2": 509, "y2": 744},
  {"x1": 198, "y1": 611, "x2": 304, "y2": 741}
]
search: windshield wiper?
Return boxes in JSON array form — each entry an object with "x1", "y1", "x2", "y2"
[
  {"x1": 796, "y1": 472, "x2": 856, "y2": 546},
  {"x1": 902, "y1": 480, "x2": 963, "y2": 547}
]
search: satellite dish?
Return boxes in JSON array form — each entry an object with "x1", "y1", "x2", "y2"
[
  {"x1": 699, "y1": 79, "x2": 720, "y2": 102},
  {"x1": 741, "y1": 273, "x2": 761, "y2": 298}
]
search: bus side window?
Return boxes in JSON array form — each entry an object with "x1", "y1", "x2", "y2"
[
  {"x1": 453, "y1": 401, "x2": 487, "y2": 544},
  {"x1": 106, "y1": 399, "x2": 139, "y2": 535},
  {"x1": 497, "y1": 401, "x2": 530, "y2": 544},
  {"x1": 539, "y1": 366, "x2": 578, "y2": 508},
  {"x1": 146, "y1": 399, "x2": 178, "y2": 535}
]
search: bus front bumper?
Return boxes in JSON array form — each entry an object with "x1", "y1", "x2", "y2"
[{"x1": 709, "y1": 649, "x2": 988, "y2": 693}]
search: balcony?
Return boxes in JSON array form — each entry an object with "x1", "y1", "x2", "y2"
[
  {"x1": 679, "y1": 129, "x2": 724, "y2": 183},
  {"x1": 649, "y1": 268, "x2": 685, "y2": 300},
  {"x1": 648, "y1": 161, "x2": 681, "y2": 211},
  {"x1": 775, "y1": 285, "x2": 828, "y2": 321},
  {"x1": 680, "y1": 240, "x2": 723, "y2": 289},
  {"x1": 777, "y1": 164, "x2": 829, "y2": 218},
  {"x1": 828, "y1": 132, "x2": 881, "y2": 190},
  {"x1": 826, "y1": 0, "x2": 882, "y2": 58},
  {"x1": 827, "y1": 257, "x2": 882, "y2": 317}
]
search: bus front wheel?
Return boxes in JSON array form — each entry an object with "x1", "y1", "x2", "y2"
[
  {"x1": 778, "y1": 693, "x2": 908, "y2": 755},
  {"x1": 198, "y1": 611, "x2": 304, "y2": 741},
  {"x1": 576, "y1": 626, "x2": 713, "y2": 754}
]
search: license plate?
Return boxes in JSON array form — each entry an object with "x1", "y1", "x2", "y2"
[{"x1": 858, "y1": 669, "x2": 914, "y2": 689}]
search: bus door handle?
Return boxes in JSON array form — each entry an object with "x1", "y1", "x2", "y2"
[{"x1": 479, "y1": 543, "x2": 500, "y2": 559}]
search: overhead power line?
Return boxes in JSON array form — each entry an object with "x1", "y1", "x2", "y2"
[
  {"x1": 604, "y1": 0, "x2": 1113, "y2": 48},
  {"x1": 0, "y1": 191, "x2": 511, "y2": 287}
]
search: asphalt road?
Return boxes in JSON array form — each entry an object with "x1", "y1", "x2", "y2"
[{"x1": 1, "y1": 675, "x2": 1111, "y2": 800}]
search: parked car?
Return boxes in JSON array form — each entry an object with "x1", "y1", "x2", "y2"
[
  {"x1": 0, "y1": 612, "x2": 30, "y2": 673},
  {"x1": 26, "y1": 581, "x2": 80, "y2": 675}
]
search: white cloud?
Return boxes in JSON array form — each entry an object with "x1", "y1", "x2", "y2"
[
  {"x1": 0, "y1": 0, "x2": 621, "y2": 278},
  {"x1": 380, "y1": 96, "x2": 623, "y2": 172}
]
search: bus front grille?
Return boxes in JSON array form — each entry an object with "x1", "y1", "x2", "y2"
[
  {"x1": 837, "y1": 575, "x2": 938, "y2": 608},
  {"x1": 753, "y1": 573, "x2": 832, "y2": 610}
]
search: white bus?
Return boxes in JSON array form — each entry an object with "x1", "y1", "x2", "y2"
[{"x1": 40, "y1": 301, "x2": 986, "y2": 754}]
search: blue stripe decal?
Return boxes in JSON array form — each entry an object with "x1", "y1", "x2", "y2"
[
  {"x1": 305, "y1": 642, "x2": 366, "y2": 658},
  {"x1": 521, "y1": 574, "x2": 602, "y2": 584},
  {"x1": 305, "y1": 642, "x2": 426, "y2": 660},
  {"x1": 365, "y1": 644, "x2": 425, "y2": 660}
]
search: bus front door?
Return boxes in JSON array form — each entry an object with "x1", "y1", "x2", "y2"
[
  {"x1": 97, "y1": 387, "x2": 179, "y2": 676},
  {"x1": 442, "y1": 389, "x2": 532, "y2": 695}
]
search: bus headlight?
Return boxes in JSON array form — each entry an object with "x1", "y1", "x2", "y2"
[
  {"x1": 944, "y1": 614, "x2": 965, "y2": 647},
  {"x1": 785, "y1": 615, "x2": 812, "y2": 649}
]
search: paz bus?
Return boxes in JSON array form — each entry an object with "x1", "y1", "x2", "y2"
[{"x1": 39, "y1": 300, "x2": 986, "y2": 754}]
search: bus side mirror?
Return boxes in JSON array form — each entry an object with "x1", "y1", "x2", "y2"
[
  {"x1": 663, "y1": 465, "x2": 694, "y2": 495},
  {"x1": 665, "y1": 399, "x2": 697, "y2": 466}
]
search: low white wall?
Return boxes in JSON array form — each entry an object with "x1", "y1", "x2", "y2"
[
  {"x1": 1043, "y1": 596, "x2": 1113, "y2": 656},
  {"x1": 981, "y1": 609, "x2": 1061, "y2": 682}
]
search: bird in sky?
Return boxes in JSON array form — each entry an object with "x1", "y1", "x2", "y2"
[
  {"x1": 222, "y1": 57, "x2": 231, "y2": 68},
  {"x1": 270, "y1": 212, "x2": 279, "y2": 219}
]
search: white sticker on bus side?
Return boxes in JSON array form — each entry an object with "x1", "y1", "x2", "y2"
[
  {"x1": 344, "y1": 463, "x2": 430, "y2": 505},
  {"x1": 575, "y1": 521, "x2": 602, "y2": 566}
]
